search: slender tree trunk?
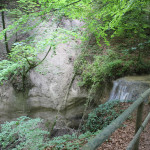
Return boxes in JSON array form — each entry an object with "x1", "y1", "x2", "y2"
[
  {"x1": 1, "y1": 11, "x2": 10, "y2": 54},
  {"x1": 137, "y1": 0, "x2": 142, "y2": 64},
  {"x1": 15, "y1": 13, "x2": 18, "y2": 42},
  {"x1": 16, "y1": 31, "x2": 18, "y2": 42},
  {"x1": 22, "y1": 66, "x2": 26, "y2": 91}
]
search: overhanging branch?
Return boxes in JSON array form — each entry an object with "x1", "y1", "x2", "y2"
[{"x1": 25, "y1": 46, "x2": 52, "y2": 74}]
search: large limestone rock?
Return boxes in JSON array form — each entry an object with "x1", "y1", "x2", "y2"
[
  {"x1": 0, "y1": 16, "x2": 109, "y2": 128},
  {"x1": 0, "y1": 84, "x2": 29, "y2": 124},
  {"x1": 26, "y1": 19, "x2": 88, "y2": 127},
  {"x1": 0, "y1": 18, "x2": 89, "y2": 128}
]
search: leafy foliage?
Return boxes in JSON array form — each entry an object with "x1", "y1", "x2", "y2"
[
  {"x1": 47, "y1": 131, "x2": 99, "y2": 150},
  {"x1": 0, "y1": 109, "x2": 127, "y2": 150},
  {"x1": 0, "y1": 26, "x2": 79, "y2": 86},
  {"x1": 0, "y1": 102, "x2": 132, "y2": 150},
  {"x1": 122, "y1": 40, "x2": 150, "y2": 56},
  {"x1": 0, "y1": 0, "x2": 149, "y2": 87},
  {"x1": 75, "y1": 49, "x2": 136, "y2": 89},
  {"x1": 0, "y1": 60, "x2": 18, "y2": 83},
  {"x1": 9, "y1": 42, "x2": 37, "y2": 63},
  {"x1": 0, "y1": 0, "x2": 149, "y2": 149},
  {"x1": 0, "y1": 116, "x2": 49, "y2": 150},
  {"x1": 0, "y1": 116, "x2": 101, "y2": 150},
  {"x1": 83, "y1": 0, "x2": 150, "y2": 45},
  {"x1": 83, "y1": 101, "x2": 125, "y2": 133},
  {"x1": 0, "y1": 42, "x2": 38, "y2": 85},
  {"x1": 1, "y1": 0, "x2": 149, "y2": 44},
  {"x1": 75, "y1": 33, "x2": 150, "y2": 91}
]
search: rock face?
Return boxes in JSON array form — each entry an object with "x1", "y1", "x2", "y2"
[
  {"x1": 0, "y1": 84, "x2": 29, "y2": 124},
  {"x1": 26, "y1": 19, "x2": 88, "y2": 127},
  {"x1": 109, "y1": 76, "x2": 150, "y2": 102},
  {"x1": 0, "y1": 18, "x2": 89, "y2": 128},
  {"x1": 0, "y1": 13, "x2": 15, "y2": 58},
  {"x1": 27, "y1": 42, "x2": 88, "y2": 126},
  {"x1": 1, "y1": 15, "x2": 149, "y2": 129}
]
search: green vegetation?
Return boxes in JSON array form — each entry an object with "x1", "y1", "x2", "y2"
[
  {"x1": 0, "y1": 0, "x2": 149, "y2": 89},
  {"x1": 47, "y1": 131, "x2": 96, "y2": 150},
  {"x1": 0, "y1": 116, "x2": 96, "y2": 150},
  {"x1": 0, "y1": 28, "x2": 77, "y2": 88},
  {"x1": 0, "y1": 101, "x2": 129, "y2": 150},
  {"x1": 0, "y1": 116, "x2": 49, "y2": 150},
  {"x1": 83, "y1": 101, "x2": 126, "y2": 133},
  {"x1": 75, "y1": 40, "x2": 150, "y2": 90},
  {"x1": 0, "y1": 43, "x2": 38, "y2": 85},
  {"x1": 0, "y1": 0, "x2": 150, "y2": 149}
]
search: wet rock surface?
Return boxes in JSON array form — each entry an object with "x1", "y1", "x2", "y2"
[
  {"x1": 0, "y1": 84, "x2": 29, "y2": 123},
  {"x1": 109, "y1": 75, "x2": 150, "y2": 102}
]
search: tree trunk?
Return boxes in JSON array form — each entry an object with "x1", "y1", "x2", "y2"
[
  {"x1": 22, "y1": 66, "x2": 26, "y2": 91},
  {"x1": 1, "y1": 11, "x2": 10, "y2": 54}
]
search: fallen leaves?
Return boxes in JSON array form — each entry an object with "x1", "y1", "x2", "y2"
[{"x1": 98, "y1": 104, "x2": 150, "y2": 150}]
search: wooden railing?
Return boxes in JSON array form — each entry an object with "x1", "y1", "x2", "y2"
[{"x1": 82, "y1": 88, "x2": 150, "y2": 150}]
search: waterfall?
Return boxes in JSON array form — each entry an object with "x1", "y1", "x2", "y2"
[{"x1": 109, "y1": 77, "x2": 150, "y2": 102}]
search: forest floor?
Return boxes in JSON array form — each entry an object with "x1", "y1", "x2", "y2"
[
  {"x1": 98, "y1": 104, "x2": 150, "y2": 150},
  {"x1": 45, "y1": 103, "x2": 150, "y2": 150}
]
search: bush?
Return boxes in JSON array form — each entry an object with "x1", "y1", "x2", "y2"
[
  {"x1": 0, "y1": 117, "x2": 102, "y2": 150},
  {"x1": 47, "y1": 131, "x2": 102, "y2": 150},
  {"x1": 0, "y1": 116, "x2": 49, "y2": 150},
  {"x1": 75, "y1": 49, "x2": 135, "y2": 89},
  {"x1": 83, "y1": 101, "x2": 124, "y2": 133}
]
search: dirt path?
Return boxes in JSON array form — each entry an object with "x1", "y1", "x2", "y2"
[{"x1": 98, "y1": 104, "x2": 150, "y2": 150}]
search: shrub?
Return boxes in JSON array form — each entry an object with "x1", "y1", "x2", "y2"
[
  {"x1": 47, "y1": 130, "x2": 102, "y2": 150},
  {"x1": 83, "y1": 101, "x2": 124, "y2": 133},
  {"x1": 0, "y1": 116, "x2": 49, "y2": 150},
  {"x1": 75, "y1": 49, "x2": 135, "y2": 89}
]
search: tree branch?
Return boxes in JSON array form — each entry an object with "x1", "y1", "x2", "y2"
[
  {"x1": 25, "y1": 46, "x2": 52, "y2": 74},
  {"x1": 25, "y1": 56, "x2": 32, "y2": 66},
  {"x1": 61, "y1": 0, "x2": 82, "y2": 8},
  {"x1": 37, "y1": 46, "x2": 52, "y2": 66},
  {"x1": 51, "y1": 0, "x2": 82, "y2": 12}
]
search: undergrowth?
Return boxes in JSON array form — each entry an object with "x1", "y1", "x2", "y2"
[
  {"x1": 82, "y1": 101, "x2": 126, "y2": 133},
  {"x1": 0, "y1": 116, "x2": 49, "y2": 150},
  {"x1": 0, "y1": 101, "x2": 131, "y2": 150},
  {"x1": 74, "y1": 40, "x2": 150, "y2": 91}
]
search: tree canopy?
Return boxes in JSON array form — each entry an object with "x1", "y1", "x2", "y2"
[
  {"x1": 0, "y1": 0, "x2": 150, "y2": 87},
  {"x1": 1, "y1": 0, "x2": 149, "y2": 43}
]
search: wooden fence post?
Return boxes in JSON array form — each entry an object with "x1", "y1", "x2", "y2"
[
  {"x1": 127, "y1": 112, "x2": 150, "y2": 150},
  {"x1": 133, "y1": 102, "x2": 144, "y2": 150}
]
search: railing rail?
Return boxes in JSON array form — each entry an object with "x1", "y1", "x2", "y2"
[
  {"x1": 82, "y1": 88, "x2": 150, "y2": 150},
  {"x1": 127, "y1": 111, "x2": 150, "y2": 150}
]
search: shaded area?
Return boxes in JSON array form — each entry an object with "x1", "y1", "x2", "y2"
[{"x1": 98, "y1": 104, "x2": 150, "y2": 150}]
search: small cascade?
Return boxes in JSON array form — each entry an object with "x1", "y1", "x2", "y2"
[
  {"x1": 109, "y1": 80, "x2": 130, "y2": 101},
  {"x1": 109, "y1": 77, "x2": 150, "y2": 102}
]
